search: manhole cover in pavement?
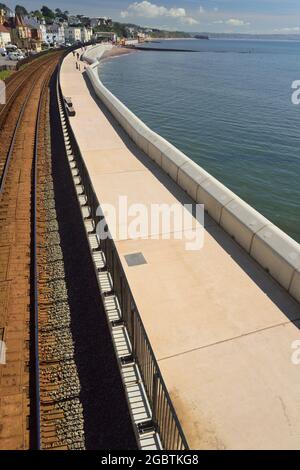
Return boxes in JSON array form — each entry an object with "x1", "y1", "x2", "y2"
[{"x1": 124, "y1": 253, "x2": 147, "y2": 267}]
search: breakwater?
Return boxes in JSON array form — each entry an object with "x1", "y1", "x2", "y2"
[{"x1": 125, "y1": 45, "x2": 197, "y2": 52}]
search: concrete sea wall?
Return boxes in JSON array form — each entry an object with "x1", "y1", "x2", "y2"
[{"x1": 82, "y1": 46, "x2": 300, "y2": 304}]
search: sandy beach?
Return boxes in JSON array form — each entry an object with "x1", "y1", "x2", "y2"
[{"x1": 101, "y1": 46, "x2": 138, "y2": 61}]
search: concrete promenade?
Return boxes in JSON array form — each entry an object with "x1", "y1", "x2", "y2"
[{"x1": 60, "y1": 48, "x2": 300, "y2": 450}]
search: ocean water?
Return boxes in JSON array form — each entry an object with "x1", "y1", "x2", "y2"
[{"x1": 100, "y1": 39, "x2": 300, "y2": 242}]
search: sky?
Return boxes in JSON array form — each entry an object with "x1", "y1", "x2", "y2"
[{"x1": 6, "y1": 1, "x2": 300, "y2": 34}]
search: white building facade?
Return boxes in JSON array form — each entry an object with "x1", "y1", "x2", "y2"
[
  {"x1": 80, "y1": 27, "x2": 92, "y2": 43},
  {"x1": 0, "y1": 25, "x2": 11, "y2": 46},
  {"x1": 90, "y1": 17, "x2": 112, "y2": 28},
  {"x1": 46, "y1": 23, "x2": 65, "y2": 45},
  {"x1": 24, "y1": 16, "x2": 47, "y2": 43},
  {"x1": 64, "y1": 26, "x2": 81, "y2": 44}
]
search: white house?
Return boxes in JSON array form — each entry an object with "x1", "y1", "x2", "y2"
[
  {"x1": 80, "y1": 27, "x2": 92, "y2": 43},
  {"x1": 90, "y1": 17, "x2": 112, "y2": 28},
  {"x1": 0, "y1": 7, "x2": 11, "y2": 46},
  {"x1": 46, "y1": 22, "x2": 65, "y2": 45},
  {"x1": 0, "y1": 24, "x2": 11, "y2": 47},
  {"x1": 24, "y1": 16, "x2": 47, "y2": 43},
  {"x1": 64, "y1": 26, "x2": 81, "y2": 44}
]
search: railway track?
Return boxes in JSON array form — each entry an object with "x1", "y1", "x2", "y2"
[
  {"x1": 0, "y1": 49, "x2": 138, "y2": 450},
  {"x1": 1, "y1": 53, "x2": 55, "y2": 104},
  {"x1": 0, "y1": 52, "x2": 71, "y2": 450},
  {"x1": 0, "y1": 53, "x2": 62, "y2": 185}
]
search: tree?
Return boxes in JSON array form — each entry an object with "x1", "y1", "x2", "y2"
[
  {"x1": 94, "y1": 22, "x2": 129, "y2": 38},
  {"x1": 31, "y1": 10, "x2": 43, "y2": 20},
  {"x1": 41, "y1": 5, "x2": 55, "y2": 20},
  {"x1": 15, "y1": 4, "x2": 28, "y2": 16},
  {"x1": 55, "y1": 8, "x2": 62, "y2": 14},
  {"x1": 54, "y1": 7, "x2": 68, "y2": 21}
]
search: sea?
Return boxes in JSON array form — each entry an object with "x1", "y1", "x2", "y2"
[{"x1": 99, "y1": 39, "x2": 300, "y2": 242}]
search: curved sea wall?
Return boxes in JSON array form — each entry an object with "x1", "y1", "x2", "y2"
[
  {"x1": 82, "y1": 45, "x2": 300, "y2": 304},
  {"x1": 82, "y1": 43, "x2": 113, "y2": 64}
]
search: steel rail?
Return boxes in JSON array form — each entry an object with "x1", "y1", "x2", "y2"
[
  {"x1": 0, "y1": 54, "x2": 57, "y2": 122},
  {"x1": 0, "y1": 56, "x2": 59, "y2": 194},
  {"x1": 0, "y1": 56, "x2": 60, "y2": 448},
  {"x1": 0, "y1": 76, "x2": 41, "y2": 194}
]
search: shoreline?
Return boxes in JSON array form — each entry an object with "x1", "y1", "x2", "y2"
[
  {"x1": 147, "y1": 37, "x2": 196, "y2": 41},
  {"x1": 100, "y1": 46, "x2": 138, "y2": 61},
  {"x1": 98, "y1": 39, "x2": 197, "y2": 62}
]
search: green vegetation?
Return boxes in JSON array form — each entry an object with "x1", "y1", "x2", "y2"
[
  {"x1": 54, "y1": 8, "x2": 68, "y2": 21},
  {"x1": 94, "y1": 22, "x2": 191, "y2": 39},
  {"x1": 15, "y1": 4, "x2": 28, "y2": 16},
  {"x1": 150, "y1": 29, "x2": 192, "y2": 39},
  {"x1": 31, "y1": 9, "x2": 43, "y2": 20},
  {"x1": 94, "y1": 22, "x2": 128, "y2": 38},
  {"x1": 0, "y1": 69, "x2": 12, "y2": 80},
  {"x1": 40, "y1": 5, "x2": 55, "y2": 23}
]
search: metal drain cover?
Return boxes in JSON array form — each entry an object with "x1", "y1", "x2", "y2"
[{"x1": 125, "y1": 252, "x2": 147, "y2": 267}]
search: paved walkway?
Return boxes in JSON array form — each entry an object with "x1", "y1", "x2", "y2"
[{"x1": 61, "y1": 50, "x2": 300, "y2": 450}]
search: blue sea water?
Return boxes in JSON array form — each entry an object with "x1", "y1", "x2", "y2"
[{"x1": 100, "y1": 39, "x2": 300, "y2": 242}]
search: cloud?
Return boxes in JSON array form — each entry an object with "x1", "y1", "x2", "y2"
[
  {"x1": 181, "y1": 17, "x2": 199, "y2": 25},
  {"x1": 120, "y1": 1, "x2": 199, "y2": 26},
  {"x1": 275, "y1": 26, "x2": 300, "y2": 32},
  {"x1": 226, "y1": 18, "x2": 250, "y2": 27},
  {"x1": 121, "y1": 1, "x2": 187, "y2": 19}
]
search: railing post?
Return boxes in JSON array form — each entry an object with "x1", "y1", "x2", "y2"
[
  {"x1": 111, "y1": 241, "x2": 115, "y2": 282},
  {"x1": 131, "y1": 304, "x2": 135, "y2": 358},
  {"x1": 120, "y1": 275, "x2": 124, "y2": 318},
  {"x1": 152, "y1": 372, "x2": 159, "y2": 427}
]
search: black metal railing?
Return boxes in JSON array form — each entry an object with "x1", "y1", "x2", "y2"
[
  {"x1": 57, "y1": 54, "x2": 189, "y2": 451},
  {"x1": 100, "y1": 235, "x2": 188, "y2": 450}
]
